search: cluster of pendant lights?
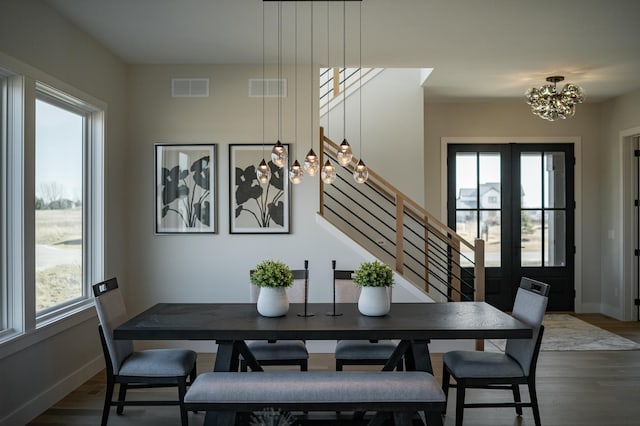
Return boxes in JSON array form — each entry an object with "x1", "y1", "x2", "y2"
[{"x1": 256, "y1": 0, "x2": 367, "y2": 187}]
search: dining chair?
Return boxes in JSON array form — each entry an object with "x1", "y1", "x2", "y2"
[
  {"x1": 331, "y1": 261, "x2": 402, "y2": 371},
  {"x1": 241, "y1": 261, "x2": 310, "y2": 372},
  {"x1": 93, "y1": 278, "x2": 197, "y2": 426},
  {"x1": 441, "y1": 277, "x2": 550, "y2": 426}
]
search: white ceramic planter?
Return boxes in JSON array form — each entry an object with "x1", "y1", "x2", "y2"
[
  {"x1": 257, "y1": 287, "x2": 289, "y2": 317},
  {"x1": 358, "y1": 286, "x2": 390, "y2": 316}
]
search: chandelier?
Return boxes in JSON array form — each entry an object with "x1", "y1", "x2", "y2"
[{"x1": 525, "y1": 76, "x2": 585, "y2": 121}]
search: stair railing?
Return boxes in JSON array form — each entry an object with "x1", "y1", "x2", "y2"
[{"x1": 319, "y1": 127, "x2": 485, "y2": 306}]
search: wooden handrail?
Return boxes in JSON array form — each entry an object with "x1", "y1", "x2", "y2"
[{"x1": 319, "y1": 126, "x2": 485, "y2": 307}]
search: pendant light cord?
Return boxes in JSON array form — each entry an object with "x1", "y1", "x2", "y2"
[
  {"x1": 359, "y1": 0, "x2": 362, "y2": 159},
  {"x1": 342, "y1": 0, "x2": 347, "y2": 142},
  {"x1": 262, "y1": 0, "x2": 265, "y2": 159}
]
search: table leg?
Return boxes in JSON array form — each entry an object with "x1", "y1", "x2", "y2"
[{"x1": 404, "y1": 339, "x2": 432, "y2": 373}]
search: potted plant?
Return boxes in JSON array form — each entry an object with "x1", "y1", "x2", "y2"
[
  {"x1": 353, "y1": 260, "x2": 394, "y2": 316},
  {"x1": 250, "y1": 260, "x2": 293, "y2": 317}
]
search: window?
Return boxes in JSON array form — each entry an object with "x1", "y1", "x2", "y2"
[
  {"x1": 0, "y1": 54, "x2": 104, "y2": 344},
  {"x1": 35, "y1": 97, "x2": 85, "y2": 313}
]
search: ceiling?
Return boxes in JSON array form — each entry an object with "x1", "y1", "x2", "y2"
[{"x1": 45, "y1": 0, "x2": 640, "y2": 102}]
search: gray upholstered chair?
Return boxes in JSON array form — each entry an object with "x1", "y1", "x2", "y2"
[
  {"x1": 93, "y1": 278, "x2": 197, "y2": 426},
  {"x1": 442, "y1": 277, "x2": 550, "y2": 426},
  {"x1": 241, "y1": 261, "x2": 310, "y2": 371},
  {"x1": 332, "y1": 262, "x2": 401, "y2": 371}
]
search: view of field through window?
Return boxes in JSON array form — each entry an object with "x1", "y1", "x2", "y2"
[{"x1": 35, "y1": 99, "x2": 83, "y2": 312}]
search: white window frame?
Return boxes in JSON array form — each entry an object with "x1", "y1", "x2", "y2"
[{"x1": 0, "y1": 52, "x2": 104, "y2": 356}]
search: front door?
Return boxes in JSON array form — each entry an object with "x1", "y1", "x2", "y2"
[{"x1": 447, "y1": 143, "x2": 575, "y2": 311}]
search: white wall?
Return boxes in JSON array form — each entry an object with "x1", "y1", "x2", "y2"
[
  {"x1": 423, "y1": 100, "x2": 602, "y2": 311},
  {"x1": 598, "y1": 88, "x2": 640, "y2": 319},
  {"x1": 320, "y1": 68, "x2": 425, "y2": 204},
  {"x1": 124, "y1": 64, "x2": 376, "y2": 317},
  {"x1": 0, "y1": 1, "x2": 127, "y2": 423}
]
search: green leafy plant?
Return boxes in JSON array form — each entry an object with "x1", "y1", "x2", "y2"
[
  {"x1": 250, "y1": 260, "x2": 293, "y2": 288},
  {"x1": 353, "y1": 260, "x2": 394, "y2": 287}
]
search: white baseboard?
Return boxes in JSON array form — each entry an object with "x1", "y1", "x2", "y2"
[{"x1": 0, "y1": 355, "x2": 104, "y2": 426}]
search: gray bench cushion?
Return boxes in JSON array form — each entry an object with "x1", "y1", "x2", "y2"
[
  {"x1": 185, "y1": 371, "x2": 445, "y2": 404},
  {"x1": 443, "y1": 350, "x2": 524, "y2": 378}
]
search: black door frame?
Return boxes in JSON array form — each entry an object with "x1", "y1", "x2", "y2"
[{"x1": 442, "y1": 138, "x2": 582, "y2": 311}]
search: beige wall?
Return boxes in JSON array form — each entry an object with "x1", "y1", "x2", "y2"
[
  {"x1": 124, "y1": 63, "x2": 374, "y2": 317},
  {"x1": 599, "y1": 88, "x2": 640, "y2": 319},
  {"x1": 0, "y1": 0, "x2": 127, "y2": 423},
  {"x1": 321, "y1": 68, "x2": 425, "y2": 203},
  {"x1": 424, "y1": 100, "x2": 602, "y2": 310}
]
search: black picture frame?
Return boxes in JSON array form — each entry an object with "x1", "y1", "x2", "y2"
[
  {"x1": 155, "y1": 144, "x2": 217, "y2": 234},
  {"x1": 229, "y1": 144, "x2": 291, "y2": 234}
]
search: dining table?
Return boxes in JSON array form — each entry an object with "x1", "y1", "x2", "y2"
[{"x1": 114, "y1": 301, "x2": 531, "y2": 424}]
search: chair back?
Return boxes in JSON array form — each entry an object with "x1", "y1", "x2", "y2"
[
  {"x1": 249, "y1": 261, "x2": 309, "y2": 303},
  {"x1": 505, "y1": 277, "x2": 550, "y2": 374},
  {"x1": 332, "y1": 263, "x2": 391, "y2": 303},
  {"x1": 334, "y1": 270, "x2": 360, "y2": 302},
  {"x1": 92, "y1": 278, "x2": 133, "y2": 374}
]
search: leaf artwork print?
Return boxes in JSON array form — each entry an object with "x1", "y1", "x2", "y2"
[
  {"x1": 235, "y1": 160, "x2": 285, "y2": 228},
  {"x1": 160, "y1": 155, "x2": 211, "y2": 228}
]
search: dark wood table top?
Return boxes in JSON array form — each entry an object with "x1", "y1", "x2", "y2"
[{"x1": 114, "y1": 302, "x2": 531, "y2": 341}]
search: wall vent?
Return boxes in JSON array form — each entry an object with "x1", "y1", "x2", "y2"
[
  {"x1": 249, "y1": 78, "x2": 287, "y2": 98},
  {"x1": 171, "y1": 78, "x2": 210, "y2": 97}
]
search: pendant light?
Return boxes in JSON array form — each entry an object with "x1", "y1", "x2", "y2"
[
  {"x1": 256, "y1": 0, "x2": 271, "y2": 185},
  {"x1": 352, "y1": 0, "x2": 368, "y2": 184},
  {"x1": 336, "y1": 0, "x2": 353, "y2": 167},
  {"x1": 303, "y1": 1, "x2": 319, "y2": 177},
  {"x1": 320, "y1": 0, "x2": 336, "y2": 185},
  {"x1": 271, "y1": 0, "x2": 288, "y2": 168},
  {"x1": 289, "y1": 2, "x2": 304, "y2": 184}
]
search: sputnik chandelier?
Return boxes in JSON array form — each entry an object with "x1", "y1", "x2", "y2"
[{"x1": 525, "y1": 76, "x2": 585, "y2": 121}]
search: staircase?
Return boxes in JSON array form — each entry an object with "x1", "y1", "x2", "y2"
[{"x1": 318, "y1": 127, "x2": 485, "y2": 304}]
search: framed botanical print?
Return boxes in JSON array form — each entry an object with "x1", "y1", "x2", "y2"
[
  {"x1": 155, "y1": 144, "x2": 217, "y2": 234},
  {"x1": 229, "y1": 144, "x2": 290, "y2": 234}
]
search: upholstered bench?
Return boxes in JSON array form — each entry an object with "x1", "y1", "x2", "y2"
[{"x1": 184, "y1": 370, "x2": 445, "y2": 425}]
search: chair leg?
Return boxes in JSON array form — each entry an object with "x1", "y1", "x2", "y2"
[
  {"x1": 178, "y1": 377, "x2": 188, "y2": 426},
  {"x1": 441, "y1": 366, "x2": 450, "y2": 415},
  {"x1": 101, "y1": 376, "x2": 115, "y2": 426},
  {"x1": 528, "y1": 379, "x2": 542, "y2": 426},
  {"x1": 425, "y1": 410, "x2": 444, "y2": 426},
  {"x1": 301, "y1": 359, "x2": 308, "y2": 371},
  {"x1": 116, "y1": 383, "x2": 127, "y2": 415},
  {"x1": 512, "y1": 384, "x2": 523, "y2": 415},
  {"x1": 240, "y1": 359, "x2": 248, "y2": 372},
  {"x1": 336, "y1": 360, "x2": 343, "y2": 371},
  {"x1": 455, "y1": 381, "x2": 466, "y2": 426}
]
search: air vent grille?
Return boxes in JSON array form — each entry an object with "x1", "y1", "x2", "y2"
[
  {"x1": 249, "y1": 79, "x2": 287, "y2": 97},
  {"x1": 171, "y1": 78, "x2": 210, "y2": 97}
]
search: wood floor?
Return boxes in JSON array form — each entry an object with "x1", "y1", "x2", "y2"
[{"x1": 29, "y1": 314, "x2": 640, "y2": 426}]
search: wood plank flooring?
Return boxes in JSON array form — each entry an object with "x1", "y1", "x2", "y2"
[{"x1": 28, "y1": 314, "x2": 640, "y2": 426}]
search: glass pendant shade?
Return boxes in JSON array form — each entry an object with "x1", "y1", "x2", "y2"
[
  {"x1": 289, "y1": 160, "x2": 304, "y2": 184},
  {"x1": 321, "y1": 160, "x2": 336, "y2": 184},
  {"x1": 353, "y1": 159, "x2": 369, "y2": 184},
  {"x1": 271, "y1": 141, "x2": 287, "y2": 168},
  {"x1": 303, "y1": 148, "x2": 320, "y2": 176},
  {"x1": 337, "y1": 139, "x2": 353, "y2": 166},
  {"x1": 256, "y1": 158, "x2": 272, "y2": 185}
]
